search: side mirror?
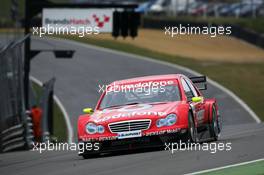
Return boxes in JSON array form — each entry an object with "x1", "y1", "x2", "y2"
[
  {"x1": 192, "y1": 96, "x2": 202, "y2": 103},
  {"x1": 83, "y1": 108, "x2": 94, "y2": 114}
]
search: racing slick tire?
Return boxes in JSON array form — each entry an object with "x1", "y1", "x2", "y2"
[
  {"x1": 82, "y1": 153, "x2": 100, "y2": 159},
  {"x1": 188, "y1": 112, "x2": 198, "y2": 143},
  {"x1": 209, "y1": 105, "x2": 220, "y2": 141},
  {"x1": 79, "y1": 143, "x2": 101, "y2": 159},
  {"x1": 182, "y1": 112, "x2": 198, "y2": 143}
]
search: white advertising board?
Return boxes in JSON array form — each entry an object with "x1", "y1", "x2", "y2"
[{"x1": 42, "y1": 8, "x2": 113, "y2": 33}]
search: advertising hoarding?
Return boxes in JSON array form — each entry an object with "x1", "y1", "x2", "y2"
[{"x1": 42, "y1": 8, "x2": 113, "y2": 33}]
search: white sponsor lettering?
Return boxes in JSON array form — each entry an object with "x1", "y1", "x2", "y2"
[{"x1": 94, "y1": 111, "x2": 167, "y2": 122}]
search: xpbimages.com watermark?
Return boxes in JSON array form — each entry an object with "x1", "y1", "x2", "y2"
[
  {"x1": 32, "y1": 24, "x2": 100, "y2": 37},
  {"x1": 98, "y1": 80, "x2": 175, "y2": 95},
  {"x1": 32, "y1": 141, "x2": 100, "y2": 154},
  {"x1": 165, "y1": 24, "x2": 232, "y2": 38},
  {"x1": 31, "y1": 140, "x2": 232, "y2": 154},
  {"x1": 164, "y1": 140, "x2": 232, "y2": 154}
]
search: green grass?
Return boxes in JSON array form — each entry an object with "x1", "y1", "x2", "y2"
[
  {"x1": 144, "y1": 16, "x2": 264, "y2": 34},
  {"x1": 200, "y1": 160, "x2": 264, "y2": 175},
  {"x1": 60, "y1": 35, "x2": 264, "y2": 121},
  {"x1": 31, "y1": 82, "x2": 67, "y2": 142},
  {"x1": 0, "y1": 0, "x2": 25, "y2": 26}
]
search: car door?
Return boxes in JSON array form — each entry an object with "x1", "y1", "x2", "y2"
[{"x1": 181, "y1": 78, "x2": 205, "y2": 126}]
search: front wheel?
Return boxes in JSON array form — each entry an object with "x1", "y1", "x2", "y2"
[
  {"x1": 185, "y1": 112, "x2": 198, "y2": 143},
  {"x1": 82, "y1": 153, "x2": 100, "y2": 159},
  {"x1": 209, "y1": 105, "x2": 220, "y2": 141}
]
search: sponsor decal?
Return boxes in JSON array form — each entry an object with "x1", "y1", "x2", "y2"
[
  {"x1": 117, "y1": 130, "x2": 142, "y2": 139},
  {"x1": 42, "y1": 8, "x2": 113, "y2": 32},
  {"x1": 81, "y1": 136, "x2": 117, "y2": 142},
  {"x1": 92, "y1": 104, "x2": 167, "y2": 122},
  {"x1": 93, "y1": 111, "x2": 167, "y2": 122},
  {"x1": 81, "y1": 129, "x2": 181, "y2": 141},
  {"x1": 145, "y1": 129, "x2": 180, "y2": 136},
  {"x1": 106, "y1": 80, "x2": 175, "y2": 92}
]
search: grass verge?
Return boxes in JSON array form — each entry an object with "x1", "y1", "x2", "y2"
[
  {"x1": 60, "y1": 35, "x2": 264, "y2": 121},
  {"x1": 31, "y1": 82, "x2": 67, "y2": 142},
  {"x1": 200, "y1": 160, "x2": 264, "y2": 175}
]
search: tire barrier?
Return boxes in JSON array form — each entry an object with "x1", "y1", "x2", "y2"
[{"x1": 0, "y1": 124, "x2": 25, "y2": 152}]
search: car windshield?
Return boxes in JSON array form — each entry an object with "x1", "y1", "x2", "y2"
[{"x1": 99, "y1": 85, "x2": 181, "y2": 109}]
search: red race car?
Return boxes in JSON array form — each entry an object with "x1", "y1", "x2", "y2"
[{"x1": 77, "y1": 74, "x2": 221, "y2": 158}]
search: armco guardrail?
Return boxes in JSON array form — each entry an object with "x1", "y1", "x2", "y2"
[
  {"x1": 0, "y1": 35, "x2": 34, "y2": 152},
  {"x1": 40, "y1": 78, "x2": 56, "y2": 142},
  {"x1": 142, "y1": 17, "x2": 264, "y2": 49}
]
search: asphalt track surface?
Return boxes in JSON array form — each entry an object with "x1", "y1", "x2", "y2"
[{"x1": 1, "y1": 37, "x2": 264, "y2": 175}]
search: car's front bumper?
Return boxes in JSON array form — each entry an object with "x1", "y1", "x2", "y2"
[{"x1": 78, "y1": 129, "x2": 187, "y2": 156}]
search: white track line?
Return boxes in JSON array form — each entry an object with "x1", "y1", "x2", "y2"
[
  {"x1": 184, "y1": 158, "x2": 264, "y2": 175},
  {"x1": 45, "y1": 37, "x2": 261, "y2": 123},
  {"x1": 30, "y1": 76, "x2": 73, "y2": 143}
]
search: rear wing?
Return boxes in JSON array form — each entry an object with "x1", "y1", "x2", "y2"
[{"x1": 189, "y1": 76, "x2": 207, "y2": 90}]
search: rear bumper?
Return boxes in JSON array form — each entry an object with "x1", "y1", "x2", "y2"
[{"x1": 79, "y1": 130, "x2": 187, "y2": 155}]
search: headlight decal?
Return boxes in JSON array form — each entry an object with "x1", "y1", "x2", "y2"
[
  {"x1": 97, "y1": 125, "x2": 105, "y2": 134},
  {"x1": 166, "y1": 113, "x2": 177, "y2": 126},
  {"x1": 156, "y1": 113, "x2": 177, "y2": 128},
  {"x1": 86, "y1": 123, "x2": 105, "y2": 134}
]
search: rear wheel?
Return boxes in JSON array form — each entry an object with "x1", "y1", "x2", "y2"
[{"x1": 209, "y1": 105, "x2": 219, "y2": 141}]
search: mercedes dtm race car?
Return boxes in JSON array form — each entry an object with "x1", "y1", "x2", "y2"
[{"x1": 77, "y1": 74, "x2": 221, "y2": 158}]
